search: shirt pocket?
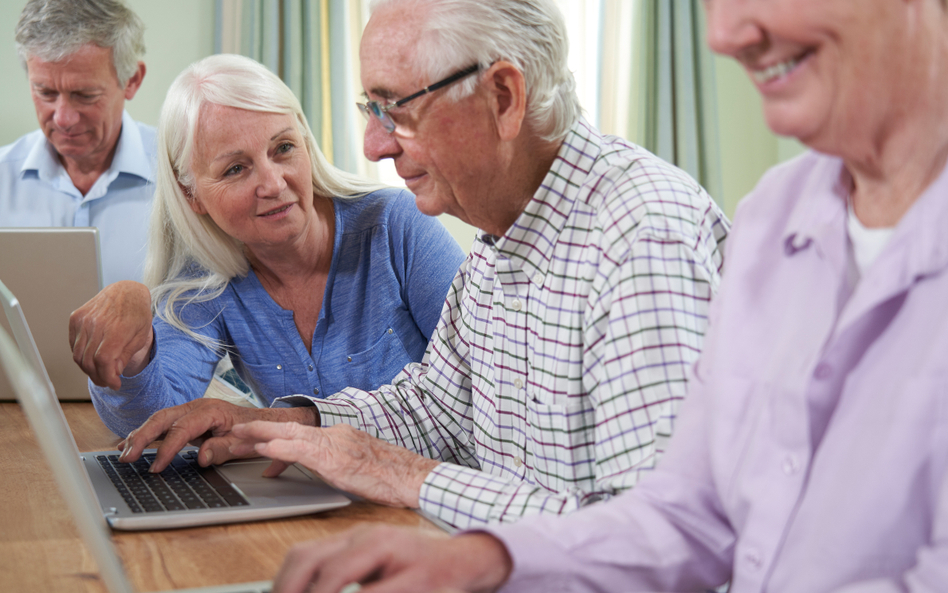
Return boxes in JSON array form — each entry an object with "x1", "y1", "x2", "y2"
[
  {"x1": 237, "y1": 359, "x2": 286, "y2": 405},
  {"x1": 525, "y1": 398, "x2": 595, "y2": 493},
  {"x1": 341, "y1": 327, "x2": 413, "y2": 391}
]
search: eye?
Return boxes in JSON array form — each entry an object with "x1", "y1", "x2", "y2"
[
  {"x1": 224, "y1": 164, "x2": 244, "y2": 176},
  {"x1": 72, "y1": 91, "x2": 100, "y2": 104},
  {"x1": 276, "y1": 141, "x2": 294, "y2": 154}
]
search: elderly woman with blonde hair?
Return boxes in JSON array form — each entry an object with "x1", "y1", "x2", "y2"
[{"x1": 70, "y1": 54, "x2": 464, "y2": 438}]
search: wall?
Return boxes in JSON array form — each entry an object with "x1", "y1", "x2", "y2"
[
  {"x1": 0, "y1": 0, "x2": 215, "y2": 145},
  {"x1": 0, "y1": 0, "x2": 805, "y2": 241},
  {"x1": 713, "y1": 55, "x2": 808, "y2": 218}
]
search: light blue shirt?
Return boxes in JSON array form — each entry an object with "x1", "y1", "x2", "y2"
[
  {"x1": 91, "y1": 189, "x2": 466, "y2": 437},
  {"x1": 0, "y1": 110, "x2": 156, "y2": 285}
]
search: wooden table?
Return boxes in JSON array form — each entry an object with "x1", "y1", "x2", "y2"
[{"x1": 0, "y1": 402, "x2": 443, "y2": 592}]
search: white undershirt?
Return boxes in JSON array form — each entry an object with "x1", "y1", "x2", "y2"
[{"x1": 846, "y1": 202, "x2": 895, "y2": 280}]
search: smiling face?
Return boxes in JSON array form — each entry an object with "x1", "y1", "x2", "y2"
[
  {"x1": 703, "y1": 0, "x2": 914, "y2": 151},
  {"x1": 188, "y1": 104, "x2": 317, "y2": 253},
  {"x1": 27, "y1": 43, "x2": 143, "y2": 170},
  {"x1": 359, "y1": 5, "x2": 505, "y2": 230}
]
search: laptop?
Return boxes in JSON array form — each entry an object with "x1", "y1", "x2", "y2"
[
  {"x1": 0, "y1": 278, "x2": 351, "y2": 535},
  {"x1": 0, "y1": 227, "x2": 103, "y2": 401}
]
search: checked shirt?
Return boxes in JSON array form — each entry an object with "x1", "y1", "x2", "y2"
[{"x1": 286, "y1": 118, "x2": 729, "y2": 529}]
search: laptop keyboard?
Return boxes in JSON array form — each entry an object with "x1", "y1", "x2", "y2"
[{"x1": 96, "y1": 450, "x2": 250, "y2": 513}]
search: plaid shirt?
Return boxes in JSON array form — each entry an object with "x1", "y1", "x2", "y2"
[{"x1": 290, "y1": 118, "x2": 729, "y2": 528}]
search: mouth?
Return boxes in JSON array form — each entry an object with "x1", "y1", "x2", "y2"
[
  {"x1": 258, "y1": 203, "x2": 293, "y2": 217},
  {"x1": 750, "y1": 50, "x2": 812, "y2": 84},
  {"x1": 400, "y1": 171, "x2": 427, "y2": 189}
]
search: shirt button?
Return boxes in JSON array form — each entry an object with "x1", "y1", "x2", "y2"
[
  {"x1": 744, "y1": 548, "x2": 763, "y2": 571},
  {"x1": 510, "y1": 299, "x2": 522, "y2": 311},
  {"x1": 782, "y1": 455, "x2": 800, "y2": 475},
  {"x1": 308, "y1": 364, "x2": 314, "y2": 371},
  {"x1": 814, "y1": 363, "x2": 832, "y2": 379},
  {"x1": 276, "y1": 364, "x2": 282, "y2": 370},
  {"x1": 388, "y1": 328, "x2": 393, "y2": 334},
  {"x1": 533, "y1": 272, "x2": 542, "y2": 284},
  {"x1": 514, "y1": 378, "x2": 523, "y2": 389},
  {"x1": 513, "y1": 456, "x2": 523, "y2": 467},
  {"x1": 313, "y1": 387, "x2": 319, "y2": 395},
  {"x1": 347, "y1": 356, "x2": 352, "y2": 362}
]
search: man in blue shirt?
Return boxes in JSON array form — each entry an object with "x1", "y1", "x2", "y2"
[{"x1": 0, "y1": 0, "x2": 155, "y2": 286}]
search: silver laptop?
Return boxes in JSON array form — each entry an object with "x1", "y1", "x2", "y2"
[
  {"x1": 0, "y1": 227, "x2": 103, "y2": 401},
  {"x1": 0, "y1": 279, "x2": 351, "y2": 535},
  {"x1": 0, "y1": 325, "x2": 278, "y2": 593}
]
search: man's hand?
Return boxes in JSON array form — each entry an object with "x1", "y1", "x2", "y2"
[
  {"x1": 118, "y1": 398, "x2": 319, "y2": 473},
  {"x1": 272, "y1": 525, "x2": 512, "y2": 593},
  {"x1": 69, "y1": 280, "x2": 153, "y2": 389},
  {"x1": 230, "y1": 421, "x2": 440, "y2": 508}
]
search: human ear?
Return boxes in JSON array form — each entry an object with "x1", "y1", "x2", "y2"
[
  {"x1": 485, "y1": 61, "x2": 527, "y2": 141},
  {"x1": 180, "y1": 183, "x2": 207, "y2": 215},
  {"x1": 123, "y1": 62, "x2": 146, "y2": 101}
]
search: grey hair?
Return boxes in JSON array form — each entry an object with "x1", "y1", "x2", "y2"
[
  {"x1": 369, "y1": 0, "x2": 581, "y2": 143},
  {"x1": 15, "y1": 0, "x2": 145, "y2": 86},
  {"x1": 147, "y1": 53, "x2": 383, "y2": 349}
]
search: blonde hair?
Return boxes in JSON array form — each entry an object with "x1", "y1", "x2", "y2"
[{"x1": 147, "y1": 54, "x2": 383, "y2": 348}]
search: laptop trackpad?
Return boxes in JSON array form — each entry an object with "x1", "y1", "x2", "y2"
[{"x1": 216, "y1": 460, "x2": 335, "y2": 504}]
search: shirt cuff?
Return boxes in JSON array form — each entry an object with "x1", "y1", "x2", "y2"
[
  {"x1": 272, "y1": 394, "x2": 363, "y2": 428},
  {"x1": 418, "y1": 462, "x2": 509, "y2": 529}
]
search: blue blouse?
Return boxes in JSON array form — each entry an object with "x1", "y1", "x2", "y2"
[{"x1": 91, "y1": 189, "x2": 466, "y2": 436}]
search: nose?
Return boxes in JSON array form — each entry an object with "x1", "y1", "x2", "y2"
[
  {"x1": 703, "y1": 0, "x2": 764, "y2": 59},
  {"x1": 362, "y1": 116, "x2": 403, "y2": 163},
  {"x1": 255, "y1": 160, "x2": 287, "y2": 198},
  {"x1": 52, "y1": 98, "x2": 80, "y2": 130}
]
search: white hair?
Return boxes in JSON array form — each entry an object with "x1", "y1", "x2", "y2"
[
  {"x1": 15, "y1": 0, "x2": 145, "y2": 86},
  {"x1": 147, "y1": 54, "x2": 383, "y2": 349},
  {"x1": 369, "y1": 0, "x2": 581, "y2": 142}
]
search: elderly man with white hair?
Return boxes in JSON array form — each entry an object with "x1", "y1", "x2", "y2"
[{"x1": 117, "y1": 0, "x2": 729, "y2": 536}]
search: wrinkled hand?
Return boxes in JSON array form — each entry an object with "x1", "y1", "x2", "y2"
[
  {"x1": 69, "y1": 280, "x2": 153, "y2": 390},
  {"x1": 230, "y1": 421, "x2": 439, "y2": 508},
  {"x1": 118, "y1": 398, "x2": 319, "y2": 473},
  {"x1": 272, "y1": 525, "x2": 511, "y2": 593}
]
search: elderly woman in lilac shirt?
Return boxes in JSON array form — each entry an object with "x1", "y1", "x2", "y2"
[
  {"x1": 268, "y1": 0, "x2": 948, "y2": 592},
  {"x1": 68, "y1": 55, "x2": 464, "y2": 437}
]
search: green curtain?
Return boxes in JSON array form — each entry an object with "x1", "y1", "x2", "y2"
[
  {"x1": 636, "y1": 0, "x2": 722, "y2": 203},
  {"x1": 213, "y1": 0, "x2": 361, "y2": 173}
]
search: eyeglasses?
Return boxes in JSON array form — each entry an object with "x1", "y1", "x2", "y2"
[{"x1": 357, "y1": 64, "x2": 480, "y2": 133}]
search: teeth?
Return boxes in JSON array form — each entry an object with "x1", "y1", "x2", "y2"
[
  {"x1": 263, "y1": 204, "x2": 290, "y2": 216},
  {"x1": 752, "y1": 58, "x2": 799, "y2": 83}
]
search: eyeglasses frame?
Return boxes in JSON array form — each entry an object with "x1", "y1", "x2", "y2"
[{"x1": 357, "y1": 63, "x2": 481, "y2": 133}]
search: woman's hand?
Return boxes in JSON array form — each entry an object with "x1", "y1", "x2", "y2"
[
  {"x1": 118, "y1": 399, "x2": 319, "y2": 473},
  {"x1": 272, "y1": 525, "x2": 512, "y2": 593},
  {"x1": 68, "y1": 280, "x2": 154, "y2": 389}
]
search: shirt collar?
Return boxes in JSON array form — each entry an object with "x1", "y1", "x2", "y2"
[
  {"x1": 781, "y1": 150, "x2": 948, "y2": 287},
  {"x1": 487, "y1": 116, "x2": 601, "y2": 284},
  {"x1": 19, "y1": 110, "x2": 153, "y2": 184}
]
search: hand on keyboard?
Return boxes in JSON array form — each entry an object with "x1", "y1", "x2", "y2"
[{"x1": 117, "y1": 398, "x2": 319, "y2": 473}]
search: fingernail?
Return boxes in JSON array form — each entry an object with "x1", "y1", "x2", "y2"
[
  {"x1": 203, "y1": 449, "x2": 213, "y2": 465},
  {"x1": 119, "y1": 440, "x2": 131, "y2": 460}
]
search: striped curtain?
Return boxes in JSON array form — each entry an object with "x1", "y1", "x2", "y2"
[
  {"x1": 213, "y1": 0, "x2": 365, "y2": 175},
  {"x1": 600, "y1": 0, "x2": 722, "y2": 204}
]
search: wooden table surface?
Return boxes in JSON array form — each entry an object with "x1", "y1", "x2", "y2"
[{"x1": 0, "y1": 402, "x2": 443, "y2": 592}]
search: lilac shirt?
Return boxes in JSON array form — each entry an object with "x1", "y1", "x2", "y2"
[{"x1": 490, "y1": 151, "x2": 948, "y2": 592}]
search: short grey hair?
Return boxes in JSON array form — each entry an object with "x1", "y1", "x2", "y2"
[
  {"x1": 15, "y1": 0, "x2": 145, "y2": 86},
  {"x1": 369, "y1": 0, "x2": 581, "y2": 143},
  {"x1": 147, "y1": 54, "x2": 383, "y2": 347}
]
